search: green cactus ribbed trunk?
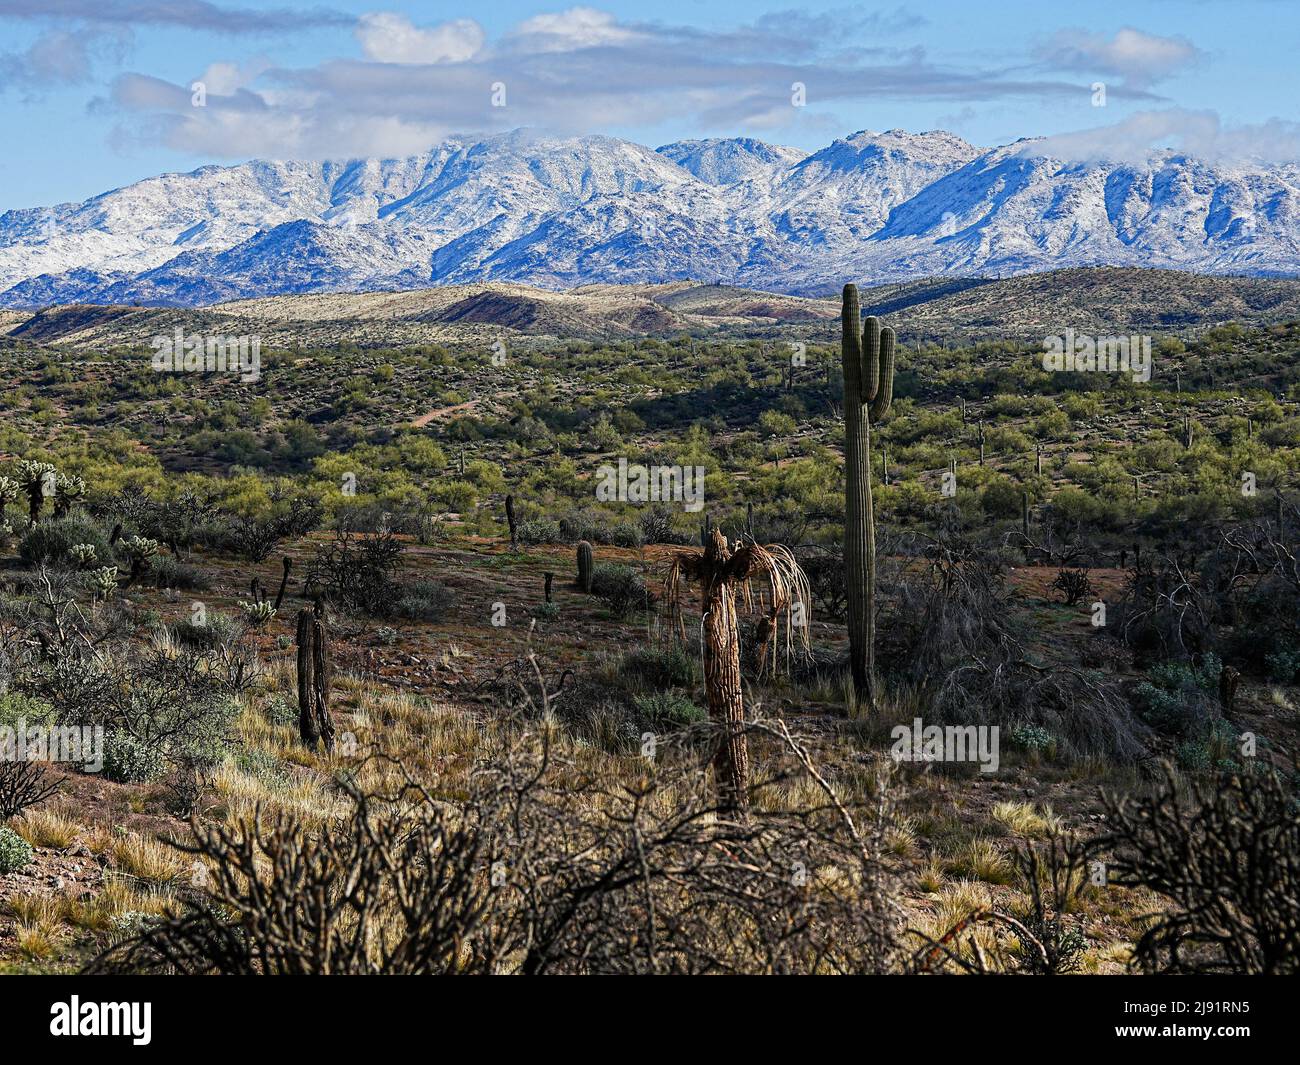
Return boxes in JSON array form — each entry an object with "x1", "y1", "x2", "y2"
[
  {"x1": 841, "y1": 285, "x2": 895, "y2": 702},
  {"x1": 577, "y1": 540, "x2": 594, "y2": 593}
]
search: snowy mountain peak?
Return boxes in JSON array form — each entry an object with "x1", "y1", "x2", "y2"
[
  {"x1": 2, "y1": 127, "x2": 1299, "y2": 307},
  {"x1": 656, "y1": 138, "x2": 807, "y2": 185}
]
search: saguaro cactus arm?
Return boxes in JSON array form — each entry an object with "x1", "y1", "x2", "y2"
[{"x1": 870, "y1": 326, "x2": 896, "y2": 422}]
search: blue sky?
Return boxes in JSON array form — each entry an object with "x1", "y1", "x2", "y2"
[{"x1": 1, "y1": 0, "x2": 1297, "y2": 209}]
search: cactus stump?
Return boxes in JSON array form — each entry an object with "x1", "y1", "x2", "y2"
[
  {"x1": 296, "y1": 600, "x2": 335, "y2": 751},
  {"x1": 576, "y1": 540, "x2": 594, "y2": 592}
]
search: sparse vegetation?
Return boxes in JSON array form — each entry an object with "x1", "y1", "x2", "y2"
[{"x1": 0, "y1": 272, "x2": 1297, "y2": 980}]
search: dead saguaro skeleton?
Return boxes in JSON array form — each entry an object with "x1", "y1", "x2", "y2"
[
  {"x1": 274, "y1": 556, "x2": 292, "y2": 610},
  {"x1": 505, "y1": 493, "x2": 518, "y2": 550},
  {"x1": 665, "y1": 529, "x2": 810, "y2": 812},
  {"x1": 296, "y1": 600, "x2": 335, "y2": 751}
]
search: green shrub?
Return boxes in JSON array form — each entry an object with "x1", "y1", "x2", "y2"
[
  {"x1": 979, "y1": 477, "x2": 1024, "y2": 520},
  {"x1": 558, "y1": 508, "x2": 613, "y2": 544},
  {"x1": 18, "y1": 511, "x2": 113, "y2": 568},
  {"x1": 234, "y1": 748, "x2": 287, "y2": 785},
  {"x1": 394, "y1": 580, "x2": 453, "y2": 622},
  {"x1": 609, "y1": 522, "x2": 645, "y2": 548},
  {"x1": 0, "y1": 691, "x2": 58, "y2": 730},
  {"x1": 1175, "y1": 720, "x2": 1240, "y2": 774},
  {"x1": 1009, "y1": 724, "x2": 1056, "y2": 753},
  {"x1": 101, "y1": 730, "x2": 166, "y2": 784},
  {"x1": 262, "y1": 694, "x2": 298, "y2": 728},
  {"x1": 531, "y1": 601, "x2": 561, "y2": 621},
  {"x1": 634, "y1": 691, "x2": 707, "y2": 729},
  {"x1": 175, "y1": 697, "x2": 240, "y2": 769},
  {"x1": 0, "y1": 826, "x2": 34, "y2": 874},
  {"x1": 1134, "y1": 655, "x2": 1221, "y2": 737},
  {"x1": 621, "y1": 643, "x2": 698, "y2": 688},
  {"x1": 1265, "y1": 648, "x2": 1300, "y2": 684},
  {"x1": 516, "y1": 518, "x2": 561, "y2": 544},
  {"x1": 109, "y1": 911, "x2": 154, "y2": 942},
  {"x1": 148, "y1": 554, "x2": 211, "y2": 591},
  {"x1": 173, "y1": 611, "x2": 242, "y2": 650},
  {"x1": 591, "y1": 563, "x2": 652, "y2": 617}
]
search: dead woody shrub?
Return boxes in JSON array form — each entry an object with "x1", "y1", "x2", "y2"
[
  {"x1": 87, "y1": 724, "x2": 901, "y2": 975},
  {"x1": 1098, "y1": 764, "x2": 1300, "y2": 974}
]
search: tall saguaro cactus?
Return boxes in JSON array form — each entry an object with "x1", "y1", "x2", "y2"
[{"x1": 841, "y1": 285, "x2": 896, "y2": 701}]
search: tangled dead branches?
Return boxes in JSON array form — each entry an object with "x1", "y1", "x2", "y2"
[
  {"x1": 88, "y1": 721, "x2": 902, "y2": 975},
  {"x1": 1099, "y1": 764, "x2": 1300, "y2": 974},
  {"x1": 890, "y1": 532, "x2": 1148, "y2": 762}
]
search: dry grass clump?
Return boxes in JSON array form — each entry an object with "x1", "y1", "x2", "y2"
[
  {"x1": 13, "y1": 804, "x2": 82, "y2": 849},
  {"x1": 991, "y1": 801, "x2": 1062, "y2": 839},
  {"x1": 89, "y1": 719, "x2": 902, "y2": 975}
]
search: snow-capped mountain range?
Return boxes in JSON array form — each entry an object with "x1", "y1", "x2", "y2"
[{"x1": 3, "y1": 128, "x2": 1300, "y2": 307}]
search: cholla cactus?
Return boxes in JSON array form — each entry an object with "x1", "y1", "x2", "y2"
[
  {"x1": 16, "y1": 460, "x2": 56, "y2": 525},
  {"x1": 92, "y1": 566, "x2": 119, "y2": 602},
  {"x1": 0, "y1": 475, "x2": 19, "y2": 510},
  {"x1": 122, "y1": 536, "x2": 160, "y2": 583},
  {"x1": 70, "y1": 543, "x2": 98, "y2": 569},
  {"x1": 53, "y1": 473, "x2": 87, "y2": 519},
  {"x1": 0, "y1": 477, "x2": 18, "y2": 549},
  {"x1": 240, "y1": 600, "x2": 277, "y2": 627}
]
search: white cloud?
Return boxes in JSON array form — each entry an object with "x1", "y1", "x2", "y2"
[
  {"x1": 0, "y1": 27, "x2": 129, "y2": 91},
  {"x1": 195, "y1": 57, "x2": 272, "y2": 96},
  {"x1": 0, "y1": 0, "x2": 350, "y2": 33},
  {"x1": 1036, "y1": 27, "x2": 1201, "y2": 88},
  {"x1": 99, "y1": 8, "x2": 1212, "y2": 161},
  {"x1": 1024, "y1": 109, "x2": 1300, "y2": 165},
  {"x1": 355, "y1": 13, "x2": 485, "y2": 65},
  {"x1": 509, "y1": 7, "x2": 637, "y2": 52}
]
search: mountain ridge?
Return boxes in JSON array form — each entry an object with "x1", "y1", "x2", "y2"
[
  {"x1": 3, "y1": 128, "x2": 1299, "y2": 308},
  {"x1": 7, "y1": 268, "x2": 1300, "y2": 347}
]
